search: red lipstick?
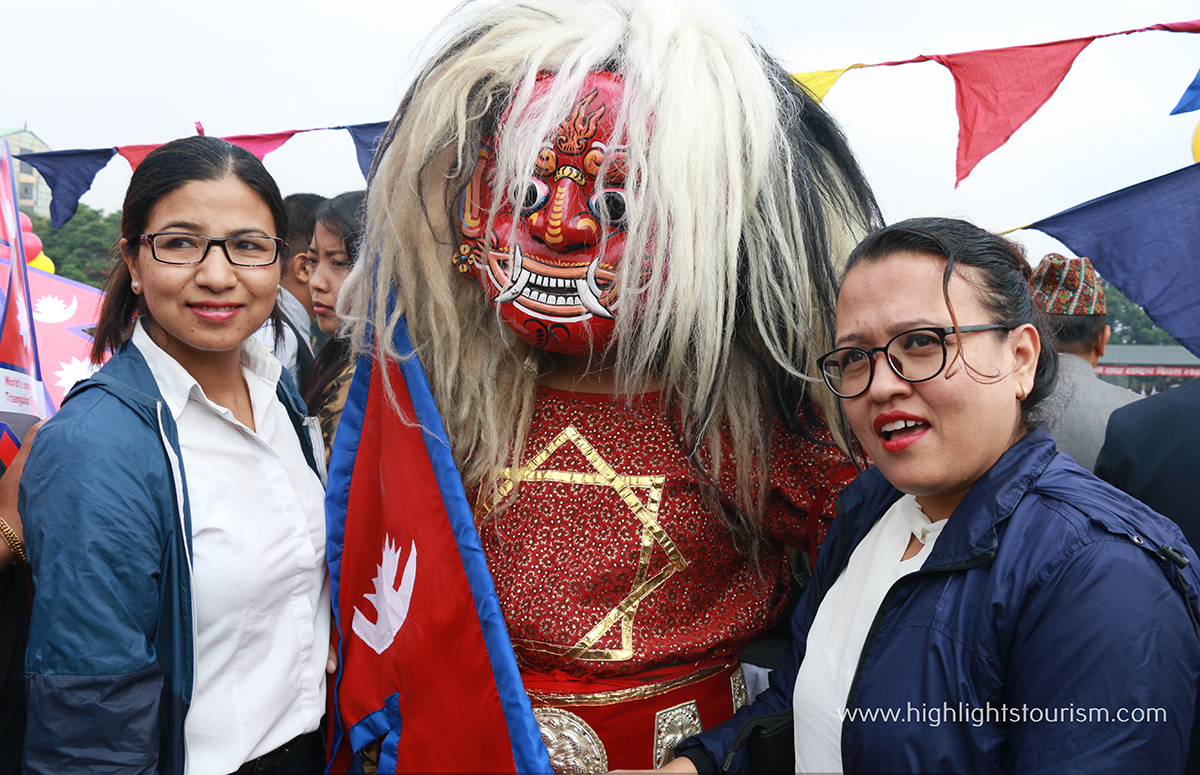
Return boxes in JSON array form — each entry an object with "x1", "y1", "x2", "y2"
[{"x1": 873, "y1": 410, "x2": 930, "y2": 453}]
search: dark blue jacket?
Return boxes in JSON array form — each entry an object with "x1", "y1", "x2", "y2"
[
  {"x1": 19, "y1": 341, "x2": 321, "y2": 774},
  {"x1": 681, "y1": 428, "x2": 1200, "y2": 773}
]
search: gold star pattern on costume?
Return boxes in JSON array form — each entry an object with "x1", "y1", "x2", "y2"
[{"x1": 483, "y1": 425, "x2": 688, "y2": 664}]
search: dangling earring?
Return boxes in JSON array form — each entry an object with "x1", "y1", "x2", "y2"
[{"x1": 131, "y1": 280, "x2": 141, "y2": 293}]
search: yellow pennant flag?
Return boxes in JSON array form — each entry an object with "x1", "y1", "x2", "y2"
[{"x1": 792, "y1": 65, "x2": 866, "y2": 102}]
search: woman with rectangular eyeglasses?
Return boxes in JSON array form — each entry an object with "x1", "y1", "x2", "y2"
[
  {"x1": 669, "y1": 218, "x2": 1200, "y2": 773},
  {"x1": 19, "y1": 136, "x2": 330, "y2": 774}
]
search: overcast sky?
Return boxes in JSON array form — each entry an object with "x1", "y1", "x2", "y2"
[{"x1": 11, "y1": 0, "x2": 1200, "y2": 262}]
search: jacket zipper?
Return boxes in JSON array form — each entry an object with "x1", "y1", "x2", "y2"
[{"x1": 838, "y1": 549, "x2": 996, "y2": 768}]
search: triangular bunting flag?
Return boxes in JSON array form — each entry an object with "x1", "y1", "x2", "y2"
[
  {"x1": 792, "y1": 65, "x2": 865, "y2": 103},
  {"x1": 1171, "y1": 66, "x2": 1200, "y2": 115},
  {"x1": 930, "y1": 37, "x2": 1095, "y2": 185},
  {"x1": 116, "y1": 143, "x2": 161, "y2": 171},
  {"x1": 222, "y1": 130, "x2": 300, "y2": 160},
  {"x1": 15, "y1": 148, "x2": 117, "y2": 228},
  {"x1": 1144, "y1": 19, "x2": 1200, "y2": 33},
  {"x1": 344, "y1": 122, "x2": 389, "y2": 182},
  {"x1": 1029, "y1": 163, "x2": 1200, "y2": 358}
]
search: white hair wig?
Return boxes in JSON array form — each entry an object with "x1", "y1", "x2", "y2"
[{"x1": 341, "y1": 0, "x2": 880, "y2": 552}]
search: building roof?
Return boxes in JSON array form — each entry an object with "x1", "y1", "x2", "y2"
[
  {"x1": 1100, "y1": 344, "x2": 1200, "y2": 367},
  {"x1": 1096, "y1": 344, "x2": 1200, "y2": 378}
]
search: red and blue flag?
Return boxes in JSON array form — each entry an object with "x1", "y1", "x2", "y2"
[
  {"x1": 0, "y1": 141, "x2": 52, "y2": 430},
  {"x1": 324, "y1": 315, "x2": 551, "y2": 773}
]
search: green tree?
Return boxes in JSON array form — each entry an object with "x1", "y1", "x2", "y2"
[
  {"x1": 24, "y1": 204, "x2": 120, "y2": 289},
  {"x1": 1099, "y1": 278, "x2": 1179, "y2": 346}
]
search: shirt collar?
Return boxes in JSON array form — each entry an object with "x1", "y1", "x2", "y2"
[
  {"x1": 132, "y1": 320, "x2": 281, "y2": 421},
  {"x1": 898, "y1": 495, "x2": 947, "y2": 545}
]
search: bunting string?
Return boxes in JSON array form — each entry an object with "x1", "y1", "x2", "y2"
[
  {"x1": 14, "y1": 20, "x2": 1200, "y2": 227},
  {"x1": 794, "y1": 18, "x2": 1200, "y2": 185},
  {"x1": 16, "y1": 122, "x2": 388, "y2": 228}
]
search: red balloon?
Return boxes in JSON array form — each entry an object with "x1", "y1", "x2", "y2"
[
  {"x1": 18, "y1": 212, "x2": 31, "y2": 233},
  {"x1": 22, "y1": 233, "x2": 42, "y2": 264}
]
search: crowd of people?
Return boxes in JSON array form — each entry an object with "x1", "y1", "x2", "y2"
[{"x1": 0, "y1": 0, "x2": 1198, "y2": 773}]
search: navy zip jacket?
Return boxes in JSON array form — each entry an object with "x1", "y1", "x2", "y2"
[
  {"x1": 19, "y1": 340, "x2": 321, "y2": 774},
  {"x1": 680, "y1": 428, "x2": 1200, "y2": 773}
]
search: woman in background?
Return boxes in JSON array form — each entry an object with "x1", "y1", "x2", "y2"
[
  {"x1": 302, "y1": 189, "x2": 365, "y2": 464},
  {"x1": 20, "y1": 136, "x2": 329, "y2": 774}
]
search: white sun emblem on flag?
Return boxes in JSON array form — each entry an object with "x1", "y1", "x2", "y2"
[
  {"x1": 53, "y1": 356, "x2": 98, "y2": 392},
  {"x1": 352, "y1": 537, "x2": 417, "y2": 655}
]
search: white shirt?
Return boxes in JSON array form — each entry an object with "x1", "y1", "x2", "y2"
[
  {"x1": 133, "y1": 323, "x2": 329, "y2": 775},
  {"x1": 277, "y1": 287, "x2": 314, "y2": 359},
  {"x1": 792, "y1": 495, "x2": 945, "y2": 774}
]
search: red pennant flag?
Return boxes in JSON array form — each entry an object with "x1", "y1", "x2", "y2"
[
  {"x1": 930, "y1": 37, "x2": 1095, "y2": 185},
  {"x1": 115, "y1": 143, "x2": 161, "y2": 171},
  {"x1": 117, "y1": 131, "x2": 300, "y2": 172},
  {"x1": 221, "y1": 130, "x2": 299, "y2": 160}
]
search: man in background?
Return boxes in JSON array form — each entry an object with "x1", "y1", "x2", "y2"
[
  {"x1": 1031, "y1": 253, "x2": 1139, "y2": 471},
  {"x1": 1096, "y1": 379, "x2": 1200, "y2": 547}
]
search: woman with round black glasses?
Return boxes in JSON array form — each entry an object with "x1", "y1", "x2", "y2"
[
  {"x1": 669, "y1": 218, "x2": 1200, "y2": 773},
  {"x1": 20, "y1": 136, "x2": 329, "y2": 774}
]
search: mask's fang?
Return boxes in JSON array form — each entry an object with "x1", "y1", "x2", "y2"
[
  {"x1": 494, "y1": 245, "x2": 531, "y2": 303},
  {"x1": 576, "y1": 260, "x2": 614, "y2": 319}
]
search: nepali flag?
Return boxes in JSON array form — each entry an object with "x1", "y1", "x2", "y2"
[
  {"x1": 0, "y1": 141, "x2": 51, "y2": 434},
  {"x1": 324, "y1": 314, "x2": 551, "y2": 773}
]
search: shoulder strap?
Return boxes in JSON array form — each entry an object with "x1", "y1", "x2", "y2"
[{"x1": 281, "y1": 314, "x2": 314, "y2": 387}]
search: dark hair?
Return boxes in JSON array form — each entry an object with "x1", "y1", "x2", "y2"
[
  {"x1": 283, "y1": 193, "x2": 327, "y2": 263},
  {"x1": 1048, "y1": 312, "x2": 1107, "y2": 355},
  {"x1": 300, "y1": 190, "x2": 366, "y2": 413},
  {"x1": 843, "y1": 217, "x2": 1058, "y2": 430},
  {"x1": 304, "y1": 190, "x2": 365, "y2": 258},
  {"x1": 92, "y1": 136, "x2": 288, "y2": 363}
]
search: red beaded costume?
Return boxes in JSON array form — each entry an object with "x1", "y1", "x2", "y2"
[
  {"x1": 481, "y1": 387, "x2": 856, "y2": 677},
  {"x1": 475, "y1": 387, "x2": 857, "y2": 769}
]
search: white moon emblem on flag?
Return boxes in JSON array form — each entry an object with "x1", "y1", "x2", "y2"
[{"x1": 352, "y1": 537, "x2": 417, "y2": 655}]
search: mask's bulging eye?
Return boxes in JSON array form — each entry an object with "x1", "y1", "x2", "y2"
[
  {"x1": 589, "y1": 190, "x2": 627, "y2": 227},
  {"x1": 519, "y1": 178, "x2": 549, "y2": 216}
]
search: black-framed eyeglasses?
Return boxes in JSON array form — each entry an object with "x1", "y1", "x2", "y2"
[
  {"x1": 817, "y1": 324, "x2": 1013, "y2": 399},
  {"x1": 139, "y1": 232, "x2": 282, "y2": 267}
]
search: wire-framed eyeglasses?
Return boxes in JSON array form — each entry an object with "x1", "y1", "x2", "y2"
[
  {"x1": 817, "y1": 324, "x2": 1013, "y2": 399},
  {"x1": 139, "y1": 232, "x2": 282, "y2": 267}
]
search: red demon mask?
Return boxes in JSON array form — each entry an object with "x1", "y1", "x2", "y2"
[{"x1": 456, "y1": 71, "x2": 628, "y2": 353}]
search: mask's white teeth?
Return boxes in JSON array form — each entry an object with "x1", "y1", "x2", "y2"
[
  {"x1": 575, "y1": 259, "x2": 614, "y2": 319},
  {"x1": 494, "y1": 244, "x2": 530, "y2": 303}
]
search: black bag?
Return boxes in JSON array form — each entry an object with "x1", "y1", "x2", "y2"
[{"x1": 721, "y1": 709, "x2": 794, "y2": 773}]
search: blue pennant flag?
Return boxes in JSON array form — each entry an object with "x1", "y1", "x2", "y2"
[
  {"x1": 343, "y1": 122, "x2": 389, "y2": 183},
  {"x1": 1171, "y1": 66, "x2": 1200, "y2": 115},
  {"x1": 15, "y1": 148, "x2": 116, "y2": 228},
  {"x1": 1029, "y1": 163, "x2": 1200, "y2": 358}
]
